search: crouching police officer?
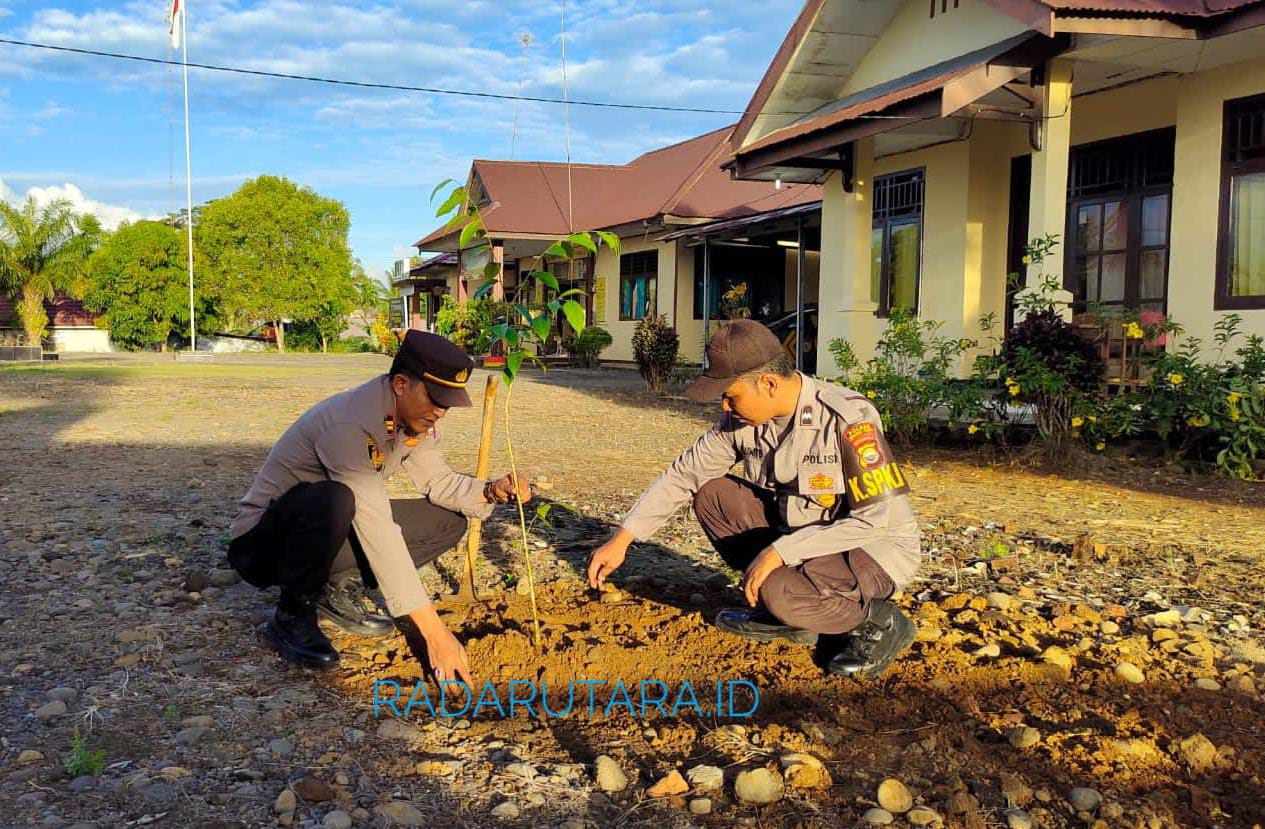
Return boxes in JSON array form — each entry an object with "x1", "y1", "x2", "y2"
[
  {"x1": 587, "y1": 320, "x2": 921, "y2": 679},
  {"x1": 227, "y1": 330, "x2": 530, "y2": 681}
]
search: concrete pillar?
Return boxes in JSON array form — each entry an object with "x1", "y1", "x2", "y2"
[
  {"x1": 491, "y1": 244, "x2": 505, "y2": 301},
  {"x1": 1021, "y1": 58, "x2": 1074, "y2": 319},
  {"x1": 818, "y1": 137, "x2": 881, "y2": 368}
]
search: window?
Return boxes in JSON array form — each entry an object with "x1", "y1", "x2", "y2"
[
  {"x1": 871, "y1": 169, "x2": 924, "y2": 315},
  {"x1": 619, "y1": 250, "x2": 658, "y2": 320},
  {"x1": 1067, "y1": 128, "x2": 1174, "y2": 313},
  {"x1": 1217, "y1": 93, "x2": 1265, "y2": 309}
]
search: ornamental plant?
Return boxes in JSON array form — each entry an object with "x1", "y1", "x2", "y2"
[
  {"x1": 632, "y1": 314, "x2": 679, "y2": 393},
  {"x1": 431, "y1": 180, "x2": 620, "y2": 647}
]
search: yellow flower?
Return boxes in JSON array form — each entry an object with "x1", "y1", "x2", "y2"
[
  {"x1": 1096, "y1": 442, "x2": 1106, "y2": 451},
  {"x1": 1229, "y1": 407, "x2": 1242, "y2": 422},
  {"x1": 1168, "y1": 373, "x2": 1184, "y2": 386},
  {"x1": 865, "y1": 390, "x2": 876, "y2": 399},
  {"x1": 1227, "y1": 392, "x2": 1242, "y2": 405},
  {"x1": 1088, "y1": 415, "x2": 1097, "y2": 423},
  {"x1": 1008, "y1": 384, "x2": 1021, "y2": 397},
  {"x1": 1071, "y1": 416, "x2": 1084, "y2": 428},
  {"x1": 968, "y1": 424, "x2": 979, "y2": 435},
  {"x1": 1021, "y1": 255, "x2": 1031, "y2": 265},
  {"x1": 1187, "y1": 414, "x2": 1211, "y2": 428},
  {"x1": 1124, "y1": 321, "x2": 1144, "y2": 340}
]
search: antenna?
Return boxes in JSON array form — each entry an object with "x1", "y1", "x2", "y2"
[{"x1": 509, "y1": 32, "x2": 531, "y2": 160}]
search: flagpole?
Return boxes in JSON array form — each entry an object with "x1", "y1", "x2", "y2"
[{"x1": 180, "y1": 0, "x2": 196, "y2": 352}]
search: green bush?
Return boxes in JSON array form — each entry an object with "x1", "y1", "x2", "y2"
[
  {"x1": 632, "y1": 314, "x2": 679, "y2": 394},
  {"x1": 64, "y1": 727, "x2": 105, "y2": 777},
  {"x1": 570, "y1": 325, "x2": 612, "y2": 368},
  {"x1": 435, "y1": 295, "x2": 502, "y2": 354},
  {"x1": 329, "y1": 336, "x2": 377, "y2": 353}
]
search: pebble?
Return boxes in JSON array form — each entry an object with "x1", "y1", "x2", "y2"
[
  {"x1": 877, "y1": 778, "x2": 913, "y2": 813},
  {"x1": 1194, "y1": 677, "x2": 1222, "y2": 691},
  {"x1": 779, "y1": 752, "x2": 831, "y2": 789},
  {"x1": 1176, "y1": 733, "x2": 1219, "y2": 772},
  {"x1": 1115, "y1": 662, "x2": 1145, "y2": 684},
  {"x1": 646, "y1": 770, "x2": 688, "y2": 798},
  {"x1": 267, "y1": 738, "x2": 294, "y2": 758},
  {"x1": 34, "y1": 701, "x2": 67, "y2": 721},
  {"x1": 862, "y1": 808, "x2": 895, "y2": 825},
  {"x1": 686, "y1": 764, "x2": 724, "y2": 792},
  {"x1": 138, "y1": 782, "x2": 175, "y2": 804},
  {"x1": 293, "y1": 776, "x2": 333, "y2": 802},
  {"x1": 688, "y1": 798, "x2": 712, "y2": 815},
  {"x1": 594, "y1": 755, "x2": 628, "y2": 793},
  {"x1": 907, "y1": 807, "x2": 942, "y2": 826},
  {"x1": 47, "y1": 688, "x2": 79, "y2": 703},
  {"x1": 175, "y1": 727, "x2": 210, "y2": 747},
  {"x1": 734, "y1": 768, "x2": 784, "y2": 804},
  {"x1": 1008, "y1": 726, "x2": 1040, "y2": 749},
  {"x1": 376, "y1": 801, "x2": 426, "y2": 826},
  {"x1": 491, "y1": 801, "x2": 520, "y2": 819},
  {"x1": 18, "y1": 750, "x2": 45, "y2": 765},
  {"x1": 986, "y1": 592, "x2": 1012, "y2": 611},
  {"x1": 1100, "y1": 621, "x2": 1120, "y2": 635},
  {"x1": 322, "y1": 810, "x2": 352, "y2": 829},
  {"x1": 1041, "y1": 646, "x2": 1074, "y2": 671},
  {"x1": 1004, "y1": 808, "x2": 1033, "y2": 829},
  {"x1": 265, "y1": 788, "x2": 293, "y2": 814},
  {"x1": 1146, "y1": 609, "x2": 1181, "y2": 628},
  {"x1": 974, "y1": 643, "x2": 1001, "y2": 659},
  {"x1": 68, "y1": 775, "x2": 95, "y2": 794},
  {"x1": 1068, "y1": 787, "x2": 1102, "y2": 812}
]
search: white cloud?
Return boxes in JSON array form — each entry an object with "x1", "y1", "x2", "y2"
[
  {"x1": 0, "y1": 177, "x2": 143, "y2": 230},
  {"x1": 33, "y1": 100, "x2": 71, "y2": 119}
]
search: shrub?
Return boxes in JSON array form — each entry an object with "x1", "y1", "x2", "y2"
[
  {"x1": 329, "y1": 336, "x2": 376, "y2": 354},
  {"x1": 632, "y1": 314, "x2": 679, "y2": 394},
  {"x1": 570, "y1": 325, "x2": 612, "y2": 368},
  {"x1": 434, "y1": 295, "x2": 501, "y2": 354},
  {"x1": 64, "y1": 727, "x2": 105, "y2": 777},
  {"x1": 369, "y1": 317, "x2": 400, "y2": 356}
]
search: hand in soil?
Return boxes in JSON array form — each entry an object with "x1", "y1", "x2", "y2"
[
  {"x1": 588, "y1": 528, "x2": 633, "y2": 589},
  {"x1": 743, "y1": 545, "x2": 786, "y2": 607},
  {"x1": 408, "y1": 607, "x2": 472, "y2": 684},
  {"x1": 488, "y1": 472, "x2": 532, "y2": 504}
]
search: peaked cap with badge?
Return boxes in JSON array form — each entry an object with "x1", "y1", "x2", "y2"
[{"x1": 394, "y1": 329, "x2": 475, "y2": 409}]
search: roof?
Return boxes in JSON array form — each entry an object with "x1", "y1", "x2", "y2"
[
  {"x1": 658, "y1": 201, "x2": 822, "y2": 242},
  {"x1": 1038, "y1": 0, "x2": 1257, "y2": 14},
  {"x1": 0, "y1": 294, "x2": 99, "y2": 329},
  {"x1": 414, "y1": 126, "x2": 821, "y2": 249}
]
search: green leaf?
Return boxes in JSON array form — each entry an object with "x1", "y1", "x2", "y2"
[
  {"x1": 459, "y1": 218, "x2": 483, "y2": 249},
  {"x1": 547, "y1": 300, "x2": 560, "y2": 314},
  {"x1": 473, "y1": 279, "x2": 496, "y2": 301},
  {"x1": 530, "y1": 313, "x2": 552, "y2": 341},
  {"x1": 544, "y1": 241, "x2": 571, "y2": 259},
  {"x1": 430, "y1": 179, "x2": 456, "y2": 202},
  {"x1": 505, "y1": 350, "x2": 525, "y2": 383},
  {"x1": 596, "y1": 231, "x2": 621, "y2": 254},
  {"x1": 435, "y1": 188, "x2": 464, "y2": 218},
  {"x1": 568, "y1": 232, "x2": 597, "y2": 255},
  {"x1": 530, "y1": 270, "x2": 559, "y2": 291},
  {"x1": 557, "y1": 288, "x2": 585, "y2": 300},
  {"x1": 512, "y1": 303, "x2": 531, "y2": 323},
  {"x1": 483, "y1": 261, "x2": 501, "y2": 280},
  {"x1": 561, "y1": 299, "x2": 585, "y2": 335}
]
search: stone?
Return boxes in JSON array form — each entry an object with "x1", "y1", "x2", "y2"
[
  {"x1": 322, "y1": 810, "x2": 352, "y2": 829},
  {"x1": 267, "y1": 738, "x2": 294, "y2": 758},
  {"x1": 376, "y1": 801, "x2": 426, "y2": 826},
  {"x1": 1176, "y1": 734, "x2": 1219, "y2": 772},
  {"x1": 877, "y1": 778, "x2": 913, "y2": 813},
  {"x1": 68, "y1": 775, "x2": 95, "y2": 794},
  {"x1": 274, "y1": 789, "x2": 297, "y2": 813},
  {"x1": 946, "y1": 791, "x2": 979, "y2": 814},
  {"x1": 491, "y1": 801, "x2": 520, "y2": 819},
  {"x1": 138, "y1": 782, "x2": 176, "y2": 804},
  {"x1": 17, "y1": 750, "x2": 45, "y2": 765},
  {"x1": 1068, "y1": 788, "x2": 1102, "y2": 812},
  {"x1": 779, "y1": 752, "x2": 831, "y2": 789},
  {"x1": 1004, "y1": 808, "x2": 1033, "y2": 829},
  {"x1": 175, "y1": 726, "x2": 210, "y2": 747},
  {"x1": 503, "y1": 762, "x2": 535, "y2": 781},
  {"x1": 1100, "y1": 621, "x2": 1120, "y2": 636},
  {"x1": 907, "y1": 807, "x2": 942, "y2": 826},
  {"x1": 1041, "y1": 646, "x2": 1074, "y2": 671},
  {"x1": 183, "y1": 571, "x2": 210, "y2": 593},
  {"x1": 975, "y1": 643, "x2": 1001, "y2": 659},
  {"x1": 1008, "y1": 726, "x2": 1040, "y2": 749},
  {"x1": 158, "y1": 766, "x2": 190, "y2": 780},
  {"x1": 180, "y1": 715, "x2": 214, "y2": 729},
  {"x1": 1146, "y1": 610, "x2": 1182, "y2": 628},
  {"x1": 47, "y1": 688, "x2": 79, "y2": 703},
  {"x1": 208, "y1": 569, "x2": 240, "y2": 587},
  {"x1": 999, "y1": 773, "x2": 1033, "y2": 806},
  {"x1": 986, "y1": 592, "x2": 1012, "y2": 611},
  {"x1": 293, "y1": 776, "x2": 334, "y2": 802},
  {"x1": 594, "y1": 755, "x2": 628, "y2": 793},
  {"x1": 734, "y1": 768, "x2": 783, "y2": 804},
  {"x1": 646, "y1": 770, "x2": 688, "y2": 798},
  {"x1": 34, "y1": 701, "x2": 67, "y2": 721},
  {"x1": 688, "y1": 798, "x2": 712, "y2": 815},
  {"x1": 1115, "y1": 662, "x2": 1145, "y2": 685},
  {"x1": 686, "y1": 764, "x2": 724, "y2": 793},
  {"x1": 862, "y1": 808, "x2": 895, "y2": 825},
  {"x1": 1194, "y1": 677, "x2": 1222, "y2": 691}
]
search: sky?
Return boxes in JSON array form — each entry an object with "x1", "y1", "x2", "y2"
[{"x1": 0, "y1": 0, "x2": 803, "y2": 282}]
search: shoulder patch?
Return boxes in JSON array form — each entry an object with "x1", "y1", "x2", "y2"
[
  {"x1": 366, "y1": 436, "x2": 385, "y2": 471},
  {"x1": 840, "y1": 420, "x2": 910, "y2": 508}
]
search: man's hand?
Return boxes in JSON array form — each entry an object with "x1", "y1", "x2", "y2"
[
  {"x1": 587, "y1": 528, "x2": 633, "y2": 589},
  {"x1": 408, "y1": 606, "x2": 471, "y2": 685},
  {"x1": 486, "y1": 473, "x2": 532, "y2": 504},
  {"x1": 742, "y1": 546, "x2": 785, "y2": 608}
]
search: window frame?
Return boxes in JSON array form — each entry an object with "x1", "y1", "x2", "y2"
[
  {"x1": 870, "y1": 168, "x2": 926, "y2": 317},
  {"x1": 618, "y1": 249, "x2": 658, "y2": 321},
  {"x1": 1215, "y1": 92, "x2": 1265, "y2": 311}
]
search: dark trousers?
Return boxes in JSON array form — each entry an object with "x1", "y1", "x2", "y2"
[
  {"x1": 227, "y1": 480, "x2": 466, "y2": 607},
  {"x1": 692, "y1": 475, "x2": 894, "y2": 635}
]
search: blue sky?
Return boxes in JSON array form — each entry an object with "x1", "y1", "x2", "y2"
[{"x1": 0, "y1": 0, "x2": 802, "y2": 282}]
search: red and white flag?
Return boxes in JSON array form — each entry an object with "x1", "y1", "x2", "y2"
[{"x1": 168, "y1": 0, "x2": 182, "y2": 50}]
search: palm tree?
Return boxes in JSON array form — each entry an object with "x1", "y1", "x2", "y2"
[{"x1": 0, "y1": 197, "x2": 102, "y2": 345}]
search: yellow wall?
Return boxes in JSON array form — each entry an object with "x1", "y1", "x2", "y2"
[
  {"x1": 593, "y1": 237, "x2": 689, "y2": 363},
  {"x1": 842, "y1": 0, "x2": 1030, "y2": 97}
]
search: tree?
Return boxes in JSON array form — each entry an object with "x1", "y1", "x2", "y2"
[
  {"x1": 0, "y1": 197, "x2": 101, "y2": 345},
  {"x1": 83, "y1": 220, "x2": 212, "y2": 351},
  {"x1": 197, "y1": 175, "x2": 353, "y2": 352}
]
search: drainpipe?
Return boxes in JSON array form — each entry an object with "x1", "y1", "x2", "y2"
[
  {"x1": 702, "y1": 238, "x2": 711, "y2": 369},
  {"x1": 795, "y1": 215, "x2": 805, "y2": 374}
]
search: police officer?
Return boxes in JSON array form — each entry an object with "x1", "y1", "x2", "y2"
[
  {"x1": 227, "y1": 330, "x2": 530, "y2": 681},
  {"x1": 587, "y1": 320, "x2": 920, "y2": 679}
]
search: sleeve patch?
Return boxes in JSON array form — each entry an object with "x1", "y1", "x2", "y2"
[{"x1": 841, "y1": 421, "x2": 910, "y2": 508}]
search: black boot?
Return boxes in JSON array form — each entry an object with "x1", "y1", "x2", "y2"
[
  {"x1": 825, "y1": 600, "x2": 916, "y2": 680},
  {"x1": 714, "y1": 608, "x2": 819, "y2": 645},
  {"x1": 317, "y1": 574, "x2": 394, "y2": 637},
  {"x1": 261, "y1": 593, "x2": 340, "y2": 669}
]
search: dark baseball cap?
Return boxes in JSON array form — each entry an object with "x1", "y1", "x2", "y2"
[
  {"x1": 685, "y1": 319, "x2": 787, "y2": 403},
  {"x1": 391, "y1": 330, "x2": 475, "y2": 408}
]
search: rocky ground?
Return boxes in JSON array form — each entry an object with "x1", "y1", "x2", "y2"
[{"x1": 1, "y1": 353, "x2": 1263, "y2": 829}]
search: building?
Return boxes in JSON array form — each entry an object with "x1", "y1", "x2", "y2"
[
  {"x1": 0, "y1": 294, "x2": 113, "y2": 352},
  {"x1": 726, "y1": 0, "x2": 1265, "y2": 371},
  {"x1": 412, "y1": 127, "x2": 821, "y2": 363}
]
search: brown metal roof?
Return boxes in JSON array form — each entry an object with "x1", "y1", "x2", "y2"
[
  {"x1": 1041, "y1": 0, "x2": 1257, "y2": 14},
  {"x1": 657, "y1": 200, "x2": 822, "y2": 242},
  {"x1": 413, "y1": 127, "x2": 821, "y2": 250}
]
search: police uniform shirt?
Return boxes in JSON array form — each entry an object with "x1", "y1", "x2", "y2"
[
  {"x1": 229, "y1": 375, "x2": 492, "y2": 616},
  {"x1": 620, "y1": 374, "x2": 922, "y2": 589}
]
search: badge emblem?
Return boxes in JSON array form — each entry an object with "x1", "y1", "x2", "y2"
[
  {"x1": 454, "y1": 368, "x2": 469, "y2": 383},
  {"x1": 366, "y1": 437, "x2": 385, "y2": 471},
  {"x1": 815, "y1": 493, "x2": 836, "y2": 508},
  {"x1": 844, "y1": 422, "x2": 884, "y2": 469},
  {"x1": 799, "y1": 408, "x2": 814, "y2": 426},
  {"x1": 808, "y1": 473, "x2": 834, "y2": 491}
]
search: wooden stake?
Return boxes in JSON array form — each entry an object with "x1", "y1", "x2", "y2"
[{"x1": 456, "y1": 373, "x2": 499, "y2": 603}]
